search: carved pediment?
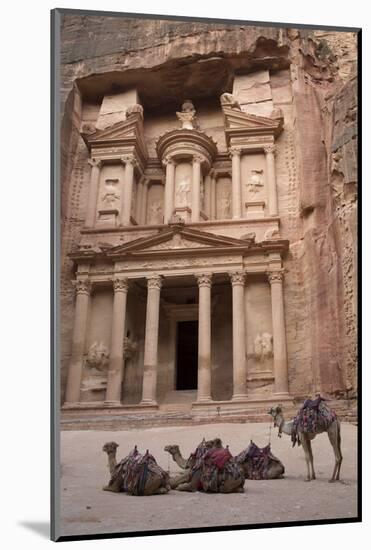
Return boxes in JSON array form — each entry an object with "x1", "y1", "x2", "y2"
[
  {"x1": 81, "y1": 113, "x2": 148, "y2": 159},
  {"x1": 223, "y1": 108, "x2": 283, "y2": 143},
  {"x1": 107, "y1": 226, "x2": 255, "y2": 258}
]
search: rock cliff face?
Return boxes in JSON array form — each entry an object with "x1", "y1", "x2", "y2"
[{"x1": 59, "y1": 13, "x2": 358, "y2": 400}]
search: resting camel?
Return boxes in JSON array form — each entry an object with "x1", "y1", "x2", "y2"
[
  {"x1": 168, "y1": 438, "x2": 245, "y2": 493},
  {"x1": 165, "y1": 438, "x2": 284, "y2": 480},
  {"x1": 102, "y1": 441, "x2": 171, "y2": 495},
  {"x1": 268, "y1": 399, "x2": 342, "y2": 483}
]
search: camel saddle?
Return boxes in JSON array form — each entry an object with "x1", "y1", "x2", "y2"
[{"x1": 291, "y1": 395, "x2": 337, "y2": 446}]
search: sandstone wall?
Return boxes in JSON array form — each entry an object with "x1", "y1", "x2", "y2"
[{"x1": 59, "y1": 14, "x2": 358, "y2": 401}]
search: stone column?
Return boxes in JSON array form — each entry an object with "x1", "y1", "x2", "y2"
[
  {"x1": 141, "y1": 275, "x2": 162, "y2": 405},
  {"x1": 135, "y1": 176, "x2": 144, "y2": 224},
  {"x1": 210, "y1": 170, "x2": 217, "y2": 220},
  {"x1": 264, "y1": 145, "x2": 278, "y2": 217},
  {"x1": 230, "y1": 147, "x2": 242, "y2": 219},
  {"x1": 141, "y1": 178, "x2": 149, "y2": 225},
  {"x1": 268, "y1": 270, "x2": 289, "y2": 396},
  {"x1": 163, "y1": 157, "x2": 175, "y2": 223},
  {"x1": 196, "y1": 273, "x2": 212, "y2": 402},
  {"x1": 120, "y1": 155, "x2": 135, "y2": 226},
  {"x1": 85, "y1": 159, "x2": 101, "y2": 228},
  {"x1": 191, "y1": 155, "x2": 202, "y2": 222},
  {"x1": 204, "y1": 174, "x2": 211, "y2": 218},
  {"x1": 230, "y1": 271, "x2": 247, "y2": 400},
  {"x1": 105, "y1": 278, "x2": 129, "y2": 405},
  {"x1": 64, "y1": 280, "x2": 91, "y2": 405}
]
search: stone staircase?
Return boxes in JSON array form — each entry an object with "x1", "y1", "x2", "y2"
[{"x1": 60, "y1": 397, "x2": 357, "y2": 431}]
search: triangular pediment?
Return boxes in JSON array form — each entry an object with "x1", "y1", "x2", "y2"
[
  {"x1": 222, "y1": 107, "x2": 282, "y2": 138},
  {"x1": 81, "y1": 114, "x2": 146, "y2": 154},
  {"x1": 107, "y1": 226, "x2": 254, "y2": 257}
]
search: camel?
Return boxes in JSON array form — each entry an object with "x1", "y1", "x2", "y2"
[
  {"x1": 165, "y1": 438, "x2": 284, "y2": 480},
  {"x1": 168, "y1": 439, "x2": 245, "y2": 493},
  {"x1": 102, "y1": 441, "x2": 171, "y2": 495},
  {"x1": 268, "y1": 398, "x2": 342, "y2": 483}
]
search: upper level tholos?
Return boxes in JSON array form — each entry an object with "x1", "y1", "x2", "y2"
[{"x1": 79, "y1": 85, "x2": 284, "y2": 234}]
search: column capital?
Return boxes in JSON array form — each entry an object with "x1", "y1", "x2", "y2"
[
  {"x1": 264, "y1": 144, "x2": 276, "y2": 155},
  {"x1": 147, "y1": 274, "x2": 163, "y2": 290},
  {"x1": 163, "y1": 155, "x2": 175, "y2": 167},
  {"x1": 196, "y1": 272, "x2": 213, "y2": 288},
  {"x1": 229, "y1": 271, "x2": 246, "y2": 286},
  {"x1": 120, "y1": 154, "x2": 136, "y2": 167},
  {"x1": 88, "y1": 158, "x2": 102, "y2": 169},
  {"x1": 209, "y1": 169, "x2": 217, "y2": 179},
  {"x1": 229, "y1": 146, "x2": 242, "y2": 157},
  {"x1": 267, "y1": 270, "x2": 284, "y2": 284},
  {"x1": 193, "y1": 154, "x2": 204, "y2": 165},
  {"x1": 73, "y1": 279, "x2": 91, "y2": 295},
  {"x1": 113, "y1": 277, "x2": 129, "y2": 292}
]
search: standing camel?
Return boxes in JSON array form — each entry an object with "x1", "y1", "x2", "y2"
[{"x1": 268, "y1": 399, "x2": 342, "y2": 483}]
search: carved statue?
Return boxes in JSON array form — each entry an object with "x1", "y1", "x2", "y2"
[
  {"x1": 247, "y1": 170, "x2": 264, "y2": 193},
  {"x1": 176, "y1": 99, "x2": 196, "y2": 129},
  {"x1": 101, "y1": 179, "x2": 120, "y2": 207},
  {"x1": 86, "y1": 342, "x2": 110, "y2": 370},
  {"x1": 219, "y1": 192, "x2": 231, "y2": 218},
  {"x1": 253, "y1": 333, "x2": 273, "y2": 362},
  {"x1": 175, "y1": 176, "x2": 191, "y2": 207},
  {"x1": 220, "y1": 93, "x2": 241, "y2": 110},
  {"x1": 126, "y1": 104, "x2": 144, "y2": 118},
  {"x1": 148, "y1": 200, "x2": 163, "y2": 224},
  {"x1": 264, "y1": 228, "x2": 281, "y2": 240}
]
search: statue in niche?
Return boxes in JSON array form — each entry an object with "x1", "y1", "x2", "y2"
[
  {"x1": 219, "y1": 192, "x2": 231, "y2": 218},
  {"x1": 220, "y1": 92, "x2": 241, "y2": 110},
  {"x1": 148, "y1": 199, "x2": 163, "y2": 224},
  {"x1": 175, "y1": 175, "x2": 191, "y2": 207},
  {"x1": 176, "y1": 99, "x2": 196, "y2": 129},
  {"x1": 247, "y1": 169, "x2": 264, "y2": 193},
  {"x1": 253, "y1": 333, "x2": 273, "y2": 363},
  {"x1": 101, "y1": 179, "x2": 120, "y2": 207},
  {"x1": 86, "y1": 342, "x2": 110, "y2": 371}
]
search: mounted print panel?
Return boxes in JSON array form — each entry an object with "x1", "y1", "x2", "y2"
[{"x1": 51, "y1": 8, "x2": 360, "y2": 542}]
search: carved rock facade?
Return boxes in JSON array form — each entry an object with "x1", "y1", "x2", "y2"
[{"x1": 60, "y1": 16, "x2": 358, "y2": 415}]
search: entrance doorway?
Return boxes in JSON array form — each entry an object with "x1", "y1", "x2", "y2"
[{"x1": 176, "y1": 320, "x2": 198, "y2": 390}]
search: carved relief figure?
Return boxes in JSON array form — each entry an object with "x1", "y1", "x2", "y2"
[
  {"x1": 247, "y1": 170, "x2": 264, "y2": 193},
  {"x1": 176, "y1": 99, "x2": 196, "y2": 129},
  {"x1": 86, "y1": 342, "x2": 110, "y2": 370},
  {"x1": 220, "y1": 92, "x2": 241, "y2": 110},
  {"x1": 175, "y1": 175, "x2": 191, "y2": 207},
  {"x1": 101, "y1": 179, "x2": 120, "y2": 207},
  {"x1": 254, "y1": 333, "x2": 273, "y2": 362},
  {"x1": 148, "y1": 200, "x2": 163, "y2": 225},
  {"x1": 219, "y1": 192, "x2": 231, "y2": 218}
]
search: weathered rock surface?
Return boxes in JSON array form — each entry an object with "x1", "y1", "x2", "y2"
[{"x1": 59, "y1": 14, "x2": 358, "y2": 401}]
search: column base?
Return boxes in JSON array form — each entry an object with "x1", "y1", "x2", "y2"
[
  {"x1": 273, "y1": 392, "x2": 291, "y2": 400},
  {"x1": 62, "y1": 401, "x2": 82, "y2": 409},
  {"x1": 139, "y1": 399, "x2": 159, "y2": 408},
  {"x1": 196, "y1": 396, "x2": 212, "y2": 403},
  {"x1": 104, "y1": 400, "x2": 123, "y2": 408},
  {"x1": 231, "y1": 393, "x2": 248, "y2": 401}
]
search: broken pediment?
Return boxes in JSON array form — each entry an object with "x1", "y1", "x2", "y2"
[
  {"x1": 222, "y1": 107, "x2": 283, "y2": 145},
  {"x1": 81, "y1": 113, "x2": 147, "y2": 159}
]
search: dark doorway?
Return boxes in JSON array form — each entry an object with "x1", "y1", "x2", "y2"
[{"x1": 176, "y1": 321, "x2": 198, "y2": 390}]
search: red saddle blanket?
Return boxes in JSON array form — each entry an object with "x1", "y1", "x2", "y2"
[{"x1": 203, "y1": 448, "x2": 233, "y2": 469}]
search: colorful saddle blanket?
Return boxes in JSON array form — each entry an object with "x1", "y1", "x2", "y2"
[
  {"x1": 236, "y1": 442, "x2": 284, "y2": 480},
  {"x1": 109, "y1": 447, "x2": 168, "y2": 495},
  {"x1": 291, "y1": 396, "x2": 337, "y2": 446}
]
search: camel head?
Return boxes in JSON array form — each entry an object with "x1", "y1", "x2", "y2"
[
  {"x1": 268, "y1": 405, "x2": 282, "y2": 427},
  {"x1": 103, "y1": 441, "x2": 119, "y2": 455},
  {"x1": 164, "y1": 444, "x2": 180, "y2": 455}
]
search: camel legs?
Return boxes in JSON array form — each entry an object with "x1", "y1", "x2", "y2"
[
  {"x1": 300, "y1": 435, "x2": 315, "y2": 481},
  {"x1": 328, "y1": 421, "x2": 343, "y2": 482}
]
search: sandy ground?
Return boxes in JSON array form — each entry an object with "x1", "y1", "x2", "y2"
[{"x1": 59, "y1": 422, "x2": 357, "y2": 537}]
